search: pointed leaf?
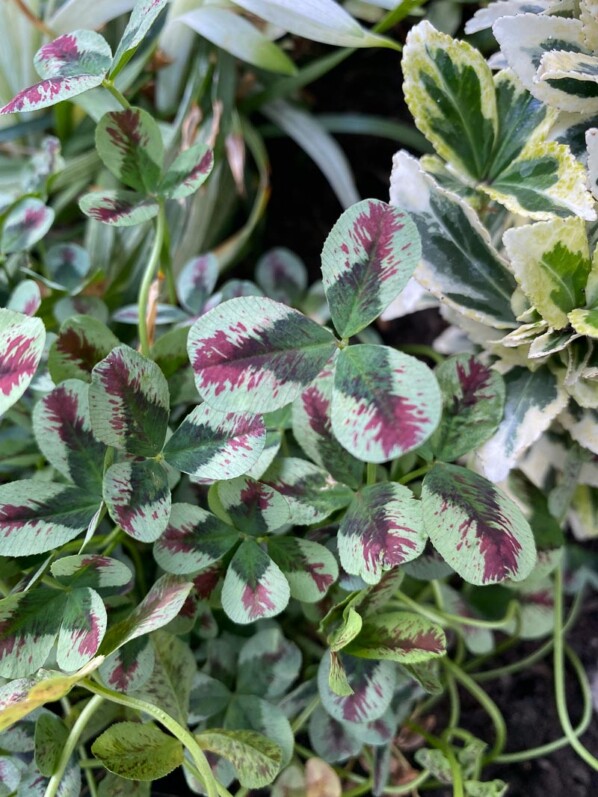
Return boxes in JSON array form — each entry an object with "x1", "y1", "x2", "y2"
[
  {"x1": 164, "y1": 404, "x2": 266, "y2": 481},
  {"x1": 103, "y1": 459, "x2": 171, "y2": 542},
  {"x1": 188, "y1": 296, "x2": 337, "y2": 413},
  {"x1": 177, "y1": 254, "x2": 219, "y2": 315},
  {"x1": 99, "y1": 637, "x2": 154, "y2": 694},
  {"x1": 0, "y1": 481, "x2": 100, "y2": 556},
  {"x1": 218, "y1": 476, "x2": 291, "y2": 534},
  {"x1": 159, "y1": 141, "x2": 214, "y2": 199},
  {"x1": 89, "y1": 345, "x2": 169, "y2": 456},
  {"x1": 51, "y1": 555, "x2": 132, "y2": 592},
  {"x1": 134, "y1": 632, "x2": 195, "y2": 724},
  {"x1": 196, "y1": 729, "x2": 281, "y2": 789},
  {"x1": 35, "y1": 712, "x2": 69, "y2": 777},
  {"x1": 321, "y1": 199, "x2": 421, "y2": 338},
  {"x1": 1, "y1": 200, "x2": 54, "y2": 253},
  {"x1": 308, "y1": 705, "x2": 362, "y2": 763},
  {"x1": 318, "y1": 654, "x2": 395, "y2": 724},
  {"x1": 267, "y1": 537, "x2": 338, "y2": 602},
  {"x1": 431, "y1": 354, "x2": 505, "y2": 462},
  {"x1": 153, "y1": 503, "x2": 239, "y2": 574},
  {"x1": 0, "y1": 591, "x2": 65, "y2": 678},
  {"x1": 57, "y1": 587, "x2": 106, "y2": 671},
  {"x1": 92, "y1": 721, "x2": 183, "y2": 781},
  {"x1": 237, "y1": 628, "x2": 301, "y2": 699},
  {"x1": 256, "y1": 248, "x2": 307, "y2": 305},
  {"x1": 332, "y1": 345, "x2": 441, "y2": 463},
  {"x1": 345, "y1": 612, "x2": 446, "y2": 663},
  {"x1": 221, "y1": 540, "x2": 290, "y2": 624},
  {"x1": 33, "y1": 380, "x2": 106, "y2": 492},
  {"x1": 48, "y1": 316, "x2": 119, "y2": 384},
  {"x1": 0, "y1": 309, "x2": 45, "y2": 417},
  {"x1": 112, "y1": 0, "x2": 168, "y2": 68},
  {"x1": 96, "y1": 108, "x2": 164, "y2": 193},
  {"x1": 422, "y1": 463, "x2": 536, "y2": 585},
  {"x1": 338, "y1": 483, "x2": 427, "y2": 584},
  {"x1": 79, "y1": 190, "x2": 159, "y2": 226}
]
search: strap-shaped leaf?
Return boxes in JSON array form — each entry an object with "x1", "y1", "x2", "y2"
[
  {"x1": 236, "y1": 628, "x2": 301, "y2": 699},
  {"x1": 267, "y1": 536, "x2": 338, "y2": 602},
  {"x1": 318, "y1": 654, "x2": 395, "y2": 724},
  {"x1": 49, "y1": 316, "x2": 119, "y2": 384},
  {"x1": 153, "y1": 504, "x2": 239, "y2": 575},
  {"x1": 188, "y1": 296, "x2": 337, "y2": 412},
  {"x1": 79, "y1": 190, "x2": 159, "y2": 226},
  {"x1": 0, "y1": 309, "x2": 45, "y2": 417},
  {"x1": 1, "y1": 200, "x2": 54, "y2": 253},
  {"x1": 338, "y1": 483, "x2": 427, "y2": 584},
  {"x1": 0, "y1": 31, "x2": 112, "y2": 114},
  {"x1": 158, "y1": 141, "x2": 214, "y2": 200},
  {"x1": 0, "y1": 481, "x2": 100, "y2": 556},
  {"x1": 221, "y1": 540, "x2": 290, "y2": 624},
  {"x1": 256, "y1": 248, "x2": 307, "y2": 305},
  {"x1": 431, "y1": 354, "x2": 505, "y2": 462},
  {"x1": 332, "y1": 345, "x2": 441, "y2": 463},
  {"x1": 103, "y1": 460, "x2": 171, "y2": 542},
  {"x1": 218, "y1": 476, "x2": 290, "y2": 534},
  {"x1": 345, "y1": 612, "x2": 446, "y2": 663},
  {"x1": 112, "y1": 0, "x2": 168, "y2": 71},
  {"x1": 99, "y1": 637, "x2": 155, "y2": 694},
  {"x1": 0, "y1": 590, "x2": 65, "y2": 678},
  {"x1": 96, "y1": 108, "x2": 164, "y2": 193},
  {"x1": 321, "y1": 199, "x2": 421, "y2": 338},
  {"x1": 164, "y1": 405, "x2": 266, "y2": 481},
  {"x1": 196, "y1": 729, "x2": 282, "y2": 789},
  {"x1": 92, "y1": 721, "x2": 183, "y2": 781},
  {"x1": 57, "y1": 587, "x2": 107, "y2": 671},
  {"x1": 51, "y1": 555, "x2": 132, "y2": 593},
  {"x1": 33, "y1": 379, "x2": 106, "y2": 493},
  {"x1": 89, "y1": 345, "x2": 169, "y2": 456},
  {"x1": 177, "y1": 254, "x2": 219, "y2": 315},
  {"x1": 422, "y1": 464, "x2": 536, "y2": 585},
  {"x1": 45, "y1": 243, "x2": 91, "y2": 292}
]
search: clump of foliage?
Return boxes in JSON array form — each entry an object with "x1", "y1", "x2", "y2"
[{"x1": 0, "y1": 1, "x2": 596, "y2": 796}]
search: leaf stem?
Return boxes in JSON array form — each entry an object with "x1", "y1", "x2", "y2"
[
  {"x1": 101, "y1": 79, "x2": 131, "y2": 110},
  {"x1": 398, "y1": 464, "x2": 432, "y2": 485},
  {"x1": 43, "y1": 695, "x2": 104, "y2": 797},
  {"x1": 138, "y1": 203, "x2": 166, "y2": 357},
  {"x1": 408, "y1": 721, "x2": 464, "y2": 797},
  {"x1": 366, "y1": 462, "x2": 377, "y2": 486},
  {"x1": 291, "y1": 695, "x2": 320, "y2": 734}
]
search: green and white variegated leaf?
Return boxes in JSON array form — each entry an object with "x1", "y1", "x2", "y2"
[
  {"x1": 0, "y1": 309, "x2": 45, "y2": 417},
  {"x1": 158, "y1": 141, "x2": 214, "y2": 200},
  {"x1": 308, "y1": 705, "x2": 362, "y2": 763},
  {"x1": 1, "y1": 200, "x2": 54, "y2": 253},
  {"x1": 236, "y1": 628, "x2": 301, "y2": 699},
  {"x1": 402, "y1": 21, "x2": 497, "y2": 180},
  {"x1": 465, "y1": 1, "x2": 552, "y2": 35},
  {"x1": 503, "y1": 217, "x2": 591, "y2": 328},
  {"x1": 103, "y1": 460, "x2": 171, "y2": 543},
  {"x1": 33, "y1": 380, "x2": 106, "y2": 493},
  {"x1": 344, "y1": 612, "x2": 447, "y2": 663},
  {"x1": 45, "y1": 243, "x2": 91, "y2": 292},
  {"x1": 587, "y1": 127, "x2": 598, "y2": 201},
  {"x1": 221, "y1": 540, "x2": 290, "y2": 624},
  {"x1": 56, "y1": 587, "x2": 107, "y2": 671},
  {"x1": 188, "y1": 673, "x2": 231, "y2": 723},
  {"x1": 0, "y1": 591, "x2": 65, "y2": 678},
  {"x1": 431, "y1": 355, "x2": 505, "y2": 462},
  {"x1": 422, "y1": 464, "x2": 536, "y2": 585},
  {"x1": 89, "y1": 346, "x2": 170, "y2": 457},
  {"x1": 338, "y1": 483, "x2": 427, "y2": 584},
  {"x1": 91, "y1": 721, "x2": 183, "y2": 781},
  {"x1": 196, "y1": 728, "x2": 282, "y2": 789},
  {"x1": 176, "y1": 254, "x2": 219, "y2": 316},
  {"x1": 79, "y1": 190, "x2": 159, "y2": 226},
  {"x1": 261, "y1": 457, "x2": 354, "y2": 524},
  {"x1": 246, "y1": 429, "x2": 282, "y2": 480},
  {"x1": 218, "y1": 476, "x2": 290, "y2": 535},
  {"x1": 0, "y1": 755, "x2": 21, "y2": 793},
  {"x1": 224, "y1": 693, "x2": 294, "y2": 766},
  {"x1": 256, "y1": 248, "x2": 307, "y2": 305},
  {"x1": 292, "y1": 367, "x2": 362, "y2": 488},
  {"x1": 134, "y1": 632, "x2": 195, "y2": 725},
  {"x1": 331, "y1": 345, "x2": 441, "y2": 463},
  {"x1": 528, "y1": 327, "x2": 580, "y2": 359},
  {"x1": 153, "y1": 503, "x2": 239, "y2": 575},
  {"x1": 477, "y1": 366, "x2": 568, "y2": 481},
  {"x1": 318, "y1": 653, "x2": 395, "y2": 724},
  {"x1": 0, "y1": 481, "x2": 100, "y2": 556},
  {"x1": 571, "y1": 483, "x2": 598, "y2": 539},
  {"x1": 321, "y1": 199, "x2": 421, "y2": 338},
  {"x1": 96, "y1": 108, "x2": 164, "y2": 193},
  {"x1": 163, "y1": 405, "x2": 266, "y2": 481},
  {"x1": 390, "y1": 152, "x2": 517, "y2": 329},
  {"x1": 112, "y1": 0, "x2": 168, "y2": 71},
  {"x1": 569, "y1": 306, "x2": 598, "y2": 338},
  {"x1": 51, "y1": 555, "x2": 132, "y2": 593},
  {"x1": 49, "y1": 316, "x2": 120, "y2": 384},
  {"x1": 0, "y1": 31, "x2": 112, "y2": 114},
  {"x1": 99, "y1": 637, "x2": 155, "y2": 694},
  {"x1": 267, "y1": 537, "x2": 338, "y2": 602},
  {"x1": 188, "y1": 297, "x2": 337, "y2": 413},
  {"x1": 537, "y1": 50, "x2": 598, "y2": 114},
  {"x1": 7, "y1": 280, "x2": 41, "y2": 316}
]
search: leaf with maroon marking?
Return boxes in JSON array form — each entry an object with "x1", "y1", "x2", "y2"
[
  {"x1": 431, "y1": 355, "x2": 505, "y2": 462},
  {"x1": 344, "y1": 612, "x2": 446, "y2": 663},
  {"x1": 103, "y1": 460, "x2": 171, "y2": 542},
  {"x1": 1, "y1": 199, "x2": 54, "y2": 254},
  {"x1": 112, "y1": 0, "x2": 168, "y2": 73},
  {"x1": 44, "y1": 243, "x2": 91, "y2": 293},
  {"x1": 261, "y1": 457, "x2": 353, "y2": 525},
  {"x1": 0, "y1": 590, "x2": 66, "y2": 678},
  {"x1": 422, "y1": 464, "x2": 536, "y2": 585},
  {"x1": 99, "y1": 637, "x2": 155, "y2": 694},
  {"x1": 292, "y1": 367, "x2": 362, "y2": 488},
  {"x1": 0, "y1": 309, "x2": 45, "y2": 417},
  {"x1": 221, "y1": 540, "x2": 290, "y2": 624},
  {"x1": 195, "y1": 728, "x2": 282, "y2": 790},
  {"x1": 96, "y1": 108, "x2": 163, "y2": 193},
  {"x1": 0, "y1": 481, "x2": 101, "y2": 556},
  {"x1": 177, "y1": 254, "x2": 219, "y2": 315},
  {"x1": 89, "y1": 345, "x2": 169, "y2": 456},
  {"x1": 308, "y1": 706, "x2": 362, "y2": 763},
  {"x1": 51, "y1": 555, "x2": 132, "y2": 594},
  {"x1": 267, "y1": 537, "x2": 338, "y2": 602},
  {"x1": 218, "y1": 476, "x2": 290, "y2": 535},
  {"x1": 56, "y1": 588, "x2": 106, "y2": 671},
  {"x1": 79, "y1": 190, "x2": 159, "y2": 227},
  {"x1": 33, "y1": 380, "x2": 106, "y2": 493},
  {"x1": 164, "y1": 405, "x2": 266, "y2": 481},
  {"x1": 7, "y1": 280, "x2": 41, "y2": 316},
  {"x1": 338, "y1": 483, "x2": 427, "y2": 585},
  {"x1": 159, "y1": 141, "x2": 214, "y2": 200},
  {"x1": 256, "y1": 248, "x2": 308, "y2": 305},
  {"x1": 0, "y1": 31, "x2": 112, "y2": 114},
  {"x1": 49, "y1": 316, "x2": 119, "y2": 384},
  {"x1": 153, "y1": 503, "x2": 239, "y2": 575},
  {"x1": 332, "y1": 345, "x2": 441, "y2": 463},
  {"x1": 317, "y1": 653, "x2": 395, "y2": 724},
  {"x1": 187, "y1": 296, "x2": 337, "y2": 413},
  {"x1": 322, "y1": 199, "x2": 421, "y2": 338},
  {"x1": 236, "y1": 627, "x2": 301, "y2": 699}
]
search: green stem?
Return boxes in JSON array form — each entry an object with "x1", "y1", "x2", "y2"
[
  {"x1": 398, "y1": 464, "x2": 433, "y2": 485},
  {"x1": 383, "y1": 770, "x2": 431, "y2": 794},
  {"x1": 138, "y1": 203, "x2": 166, "y2": 357},
  {"x1": 400, "y1": 344, "x2": 443, "y2": 364},
  {"x1": 291, "y1": 696, "x2": 320, "y2": 734},
  {"x1": 408, "y1": 722, "x2": 464, "y2": 797},
  {"x1": 344, "y1": 779, "x2": 374, "y2": 797},
  {"x1": 446, "y1": 671, "x2": 460, "y2": 730},
  {"x1": 81, "y1": 679, "x2": 220, "y2": 797},
  {"x1": 44, "y1": 696, "x2": 104, "y2": 797},
  {"x1": 366, "y1": 462, "x2": 377, "y2": 486},
  {"x1": 101, "y1": 79, "x2": 131, "y2": 110}
]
